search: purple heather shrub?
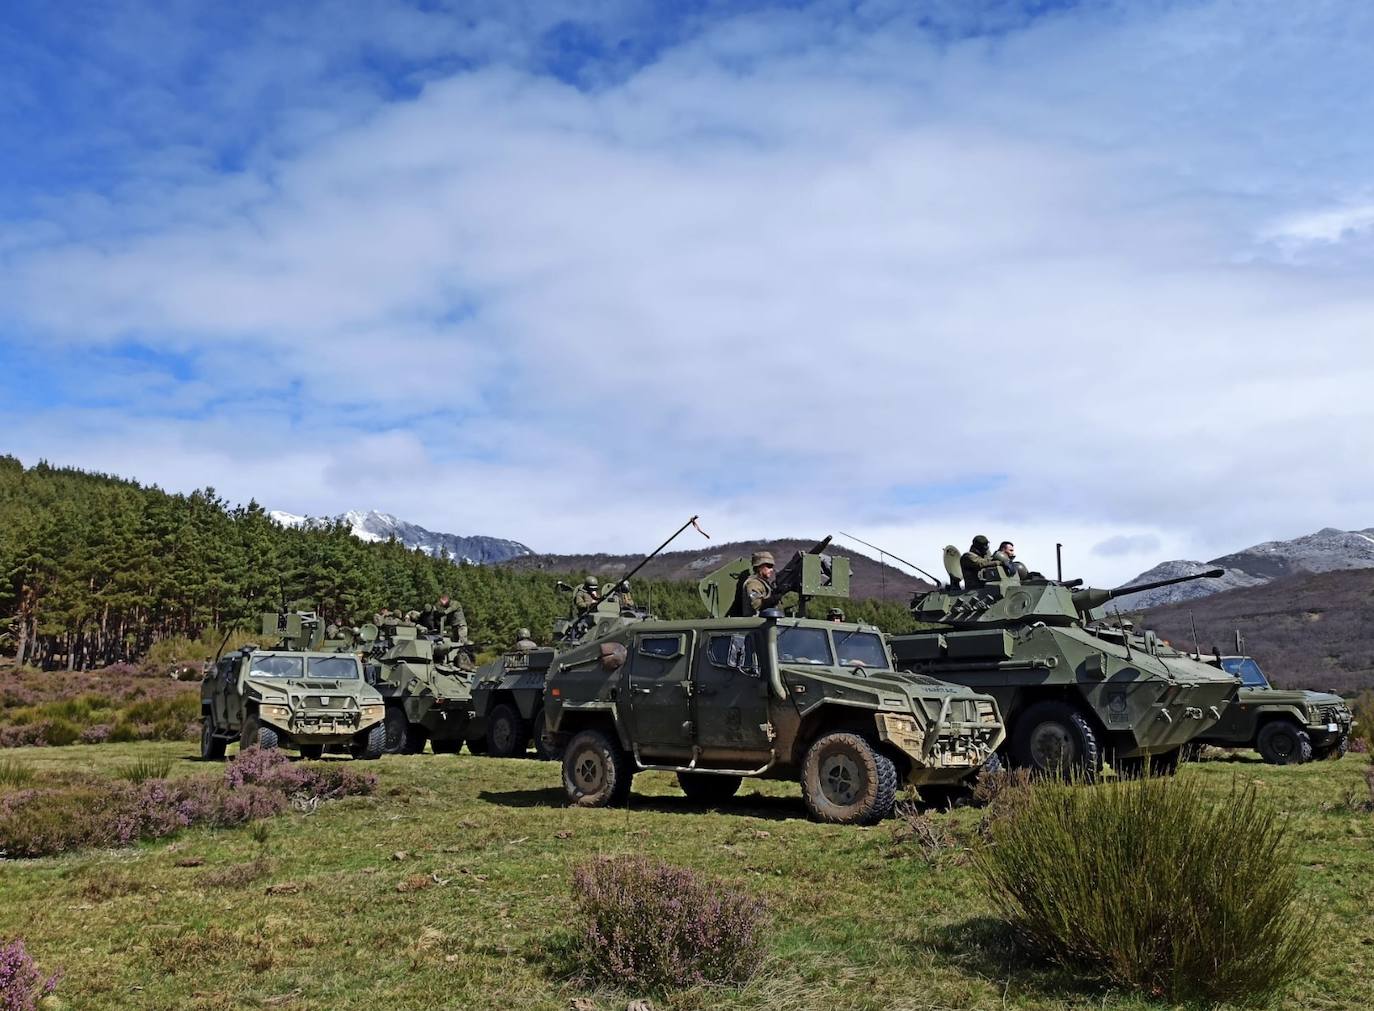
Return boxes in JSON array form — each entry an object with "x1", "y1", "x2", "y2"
[
  {"x1": 570, "y1": 856, "x2": 766, "y2": 990},
  {"x1": 226, "y1": 748, "x2": 377, "y2": 801},
  {"x1": 79, "y1": 724, "x2": 113, "y2": 744},
  {"x1": 0, "y1": 939, "x2": 58, "y2": 1011}
]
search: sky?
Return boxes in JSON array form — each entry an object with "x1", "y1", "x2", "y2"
[{"x1": 3, "y1": 0, "x2": 1373, "y2": 585}]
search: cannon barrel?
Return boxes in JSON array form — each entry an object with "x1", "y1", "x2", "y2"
[{"x1": 1071, "y1": 568, "x2": 1225, "y2": 613}]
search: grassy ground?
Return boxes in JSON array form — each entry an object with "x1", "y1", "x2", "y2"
[{"x1": 1, "y1": 743, "x2": 1371, "y2": 1011}]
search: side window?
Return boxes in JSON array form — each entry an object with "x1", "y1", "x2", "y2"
[
  {"x1": 639, "y1": 635, "x2": 684, "y2": 660},
  {"x1": 706, "y1": 633, "x2": 758, "y2": 672}
]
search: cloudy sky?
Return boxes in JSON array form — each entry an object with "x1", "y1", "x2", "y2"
[{"x1": 3, "y1": 0, "x2": 1372, "y2": 584}]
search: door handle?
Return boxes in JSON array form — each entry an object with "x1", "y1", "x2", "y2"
[{"x1": 633, "y1": 687, "x2": 653, "y2": 694}]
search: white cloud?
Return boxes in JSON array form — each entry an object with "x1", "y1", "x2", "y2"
[{"x1": 5, "y1": 1, "x2": 1374, "y2": 587}]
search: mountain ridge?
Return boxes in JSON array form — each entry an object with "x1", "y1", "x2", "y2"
[{"x1": 269, "y1": 508, "x2": 533, "y2": 564}]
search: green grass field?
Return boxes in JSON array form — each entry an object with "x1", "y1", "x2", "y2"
[{"x1": 1, "y1": 743, "x2": 1371, "y2": 1011}]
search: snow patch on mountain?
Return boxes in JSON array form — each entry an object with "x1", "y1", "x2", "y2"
[
  {"x1": 1117, "y1": 526, "x2": 1374, "y2": 610},
  {"x1": 269, "y1": 509, "x2": 533, "y2": 564}
]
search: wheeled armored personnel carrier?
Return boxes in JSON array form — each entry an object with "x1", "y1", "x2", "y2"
[
  {"x1": 888, "y1": 548, "x2": 1239, "y2": 777},
  {"x1": 200, "y1": 612, "x2": 386, "y2": 760},
  {"x1": 363, "y1": 619, "x2": 479, "y2": 755},
  {"x1": 1189, "y1": 650, "x2": 1352, "y2": 763},
  {"x1": 543, "y1": 543, "x2": 1006, "y2": 824}
]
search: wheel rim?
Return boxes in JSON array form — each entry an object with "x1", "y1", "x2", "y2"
[
  {"x1": 819, "y1": 752, "x2": 862, "y2": 806},
  {"x1": 492, "y1": 716, "x2": 516, "y2": 753},
  {"x1": 1271, "y1": 731, "x2": 1295, "y2": 758},
  {"x1": 1030, "y1": 721, "x2": 1077, "y2": 770},
  {"x1": 572, "y1": 747, "x2": 607, "y2": 792}
]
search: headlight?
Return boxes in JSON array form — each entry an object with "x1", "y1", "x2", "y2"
[
  {"x1": 262, "y1": 704, "x2": 291, "y2": 722},
  {"x1": 361, "y1": 704, "x2": 385, "y2": 720}
]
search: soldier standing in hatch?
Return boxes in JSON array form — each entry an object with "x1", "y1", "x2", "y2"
[
  {"x1": 434, "y1": 594, "x2": 468, "y2": 642},
  {"x1": 737, "y1": 551, "x2": 781, "y2": 615},
  {"x1": 827, "y1": 607, "x2": 846, "y2": 622},
  {"x1": 960, "y1": 535, "x2": 998, "y2": 588},
  {"x1": 513, "y1": 627, "x2": 538, "y2": 654},
  {"x1": 993, "y1": 541, "x2": 1032, "y2": 580},
  {"x1": 573, "y1": 576, "x2": 601, "y2": 613}
]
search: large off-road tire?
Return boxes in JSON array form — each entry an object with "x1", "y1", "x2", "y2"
[
  {"x1": 677, "y1": 771, "x2": 742, "y2": 805},
  {"x1": 532, "y1": 708, "x2": 560, "y2": 762},
  {"x1": 562, "y1": 729, "x2": 634, "y2": 807},
  {"x1": 1256, "y1": 720, "x2": 1313, "y2": 765},
  {"x1": 1314, "y1": 736, "x2": 1349, "y2": 761},
  {"x1": 240, "y1": 715, "x2": 279, "y2": 752},
  {"x1": 298, "y1": 744, "x2": 324, "y2": 760},
  {"x1": 382, "y1": 707, "x2": 409, "y2": 755},
  {"x1": 1116, "y1": 747, "x2": 1181, "y2": 778},
  {"x1": 353, "y1": 721, "x2": 385, "y2": 761},
  {"x1": 200, "y1": 715, "x2": 227, "y2": 761},
  {"x1": 430, "y1": 737, "x2": 462, "y2": 755},
  {"x1": 800, "y1": 732, "x2": 898, "y2": 825},
  {"x1": 487, "y1": 703, "x2": 531, "y2": 758},
  {"x1": 1010, "y1": 702, "x2": 1102, "y2": 779}
]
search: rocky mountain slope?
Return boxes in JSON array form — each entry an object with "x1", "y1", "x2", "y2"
[
  {"x1": 1137, "y1": 567, "x2": 1374, "y2": 695},
  {"x1": 501, "y1": 538, "x2": 928, "y2": 602},
  {"x1": 269, "y1": 509, "x2": 533, "y2": 564},
  {"x1": 1114, "y1": 526, "x2": 1374, "y2": 609}
]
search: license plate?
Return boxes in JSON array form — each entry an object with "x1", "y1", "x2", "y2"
[{"x1": 1327, "y1": 722, "x2": 1339, "y2": 732}]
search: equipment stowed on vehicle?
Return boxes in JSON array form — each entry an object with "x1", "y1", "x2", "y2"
[
  {"x1": 887, "y1": 548, "x2": 1241, "y2": 778},
  {"x1": 542, "y1": 538, "x2": 1007, "y2": 825},
  {"x1": 359, "y1": 618, "x2": 481, "y2": 756},
  {"x1": 199, "y1": 611, "x2": 387, "y2": 761}
]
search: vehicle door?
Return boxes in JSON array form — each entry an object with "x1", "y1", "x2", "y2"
[
  {"x1": 693, "y1": 629, "x2": 773, "y2": 753},
  {"x1": 626, "y1": 631, "x2": 695, "y2": 751},
  {"x1": 217, "y1": 657, "x2": 241, "y2": 729}
]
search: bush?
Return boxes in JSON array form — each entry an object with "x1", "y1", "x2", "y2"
[
  {"x1": 569, "y1": 856, "x2": 766, "y2": 990},
  {"x1": 0, "y1": 939, "x2": 58, "y2": 1010},
  {"x1": 0, "y1": 758, "x2": 33, "y2": 788},
  {"x1": 114, "y1": 756, "x2": 173, "y2": 784},
  {"x1": 975, "y1": 774, "x2": 1317, "y2": 1004},
  {"x1": 226, "y1": 747, "x2": 377, "y2": 801}
]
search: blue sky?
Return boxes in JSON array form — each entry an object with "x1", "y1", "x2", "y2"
[{"x1": 3, "y1": 0, "x2": 1373, "y2": 582}]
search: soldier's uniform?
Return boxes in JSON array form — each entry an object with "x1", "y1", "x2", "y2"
[
  {"x1": 433, "y1": 596, "x2": 468, "y2": 642},
  {"x1": 736, "y1": 551, "x2": 779, "y2": 615},
  {"x1": 573, "y1": 577, "x2": 601, "y2": 613},
  {"x1": 992, "y1": 551, "x2": 1031, "y2": 580},
  {"x1": 513, "y1": 628, "x2": 538, "y2": 654},
  {"x1": 960, "y1": 536, "x2": 997, "y2": 588}
]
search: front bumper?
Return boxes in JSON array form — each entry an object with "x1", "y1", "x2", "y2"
[
  {"x1": 261, "y1": 703, "x2": 385, "y2": 740},
  {"x1": 875, "y1": 700, "x2": 1004, "y2": 786}
]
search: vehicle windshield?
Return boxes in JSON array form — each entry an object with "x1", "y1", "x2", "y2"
[
  {"x1": 307, "y1": 656, "x2": 360, "y2": 679},
  {"x1": 834, "y1": 630, "x2": 889, "y2": 669},
  {"x1": 776, "y1": 626, "x2": 835, "y2": 666},
  {"x1": 1220, "y1": 657, "x2": 1269, "y2": 688},
  {"x1": 247, "y1": 654, "x2": 304, "y2": 678}
]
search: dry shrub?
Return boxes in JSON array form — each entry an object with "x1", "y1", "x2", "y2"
[
  {"x1": 891, "y1": 795, "x2": 960, "y2": 861},
  {"x1": 570, "y1": 856, "x2": 766, "y2": 991},
  {"x1": 80, "y1": 872, "x2": 149, "y2": 902},
  {"x1": 975, "y1": 774, "x2": 1317, "y2": 1005},
  {"x1": 0, "y1": 939, "x2": 59, "y2": 1010},
  {"x1": 200, "y1": 856, "x2": 273, "y2": 889}
]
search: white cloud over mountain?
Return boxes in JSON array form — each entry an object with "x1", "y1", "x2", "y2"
[{"x1": 3, "y1": 1, "x2": 1373, "y2": 586}]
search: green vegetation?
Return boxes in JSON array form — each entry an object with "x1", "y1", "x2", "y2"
[
  {"x1": 0, "y1": 742, "x2": 1368, "y2": 1010},
  {"x1": 977, "y1": 773, "x2": 1317, "y2": 1005},
  {"x1": 0, "y1": 668, "x2": 199, "y2": 748}
]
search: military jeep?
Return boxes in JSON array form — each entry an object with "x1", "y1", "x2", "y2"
[
  {"x1": 200, "y1": 614, "x2": 386, "y2": 760},
  {"x1": 1191, "y1": 654, "x2": 1353, "y2": 763}
]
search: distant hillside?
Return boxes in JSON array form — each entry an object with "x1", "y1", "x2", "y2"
[
  {"x1": 501, "y1": 538, "x2": 928, "y2": 603},
  {"x1": 1138, "y1": 568, "x2": 1374, "y2": 695},
  {"x1": 1116, "y1": 526, "x2": 1374, "y2": 609},
  {"x1": 270, "y1": 508, "x2": 531, "y2": 564}
]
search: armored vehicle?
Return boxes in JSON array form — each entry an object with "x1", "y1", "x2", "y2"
[
  {"x1": 364, "y1": 619, "x2": 479, "y2": 755},
  {"x1": 1189, "y1": 651, "x2": 1352, "y2": 763},
  {"x1": 888, "y1": 548, "x2": 1239, "y2": 778},
  {"x1": 470, "y1": 517, "x2": 701, "y2": 759},
  {"x1": 200, "y1": 613, "x2": 386, "y2": 760},
  {"x1": 543, "y1": 544, "x2": 1006, "y2": 825}
]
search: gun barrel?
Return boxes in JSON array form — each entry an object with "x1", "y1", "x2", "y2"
[{"x1": 1072, "y1": 568, "x2": 1225, "y2": 612}]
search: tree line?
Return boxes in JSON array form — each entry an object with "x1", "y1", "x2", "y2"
[{"x1": 0, "y1": 457, "x2": 914, "y2": 671}]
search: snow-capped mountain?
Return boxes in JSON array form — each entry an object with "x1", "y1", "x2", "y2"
[
  {"x1": 1116, "y1": 527, "x2": 1374, "y2": 609},
  {"x1": 269, "y1": 509, "x2": 533, "y2": 564}
]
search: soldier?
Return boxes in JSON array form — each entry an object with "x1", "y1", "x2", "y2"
[
  {"x1": 736, "y1": 551, "x2": 780, "y2": 615},
  {"x1": 607, "y1": 579, "x2": 635, "y2": 610},
  {"x1": 994, "y1": 541, "x2": 1032, "y2": 580},
  {"x1": 573, "y1": 576, "x2": 601, "y2": 613},
  {"x1": 960, "y1": 535, "x2": 997, "y2": 588},
  {"x1": 827, "y1": 607, "x2": 846, "y2": 622},
  {"x1": 373, "y1": 606, "x2": 392, "y2": 627},
  {"x1": 513, "y1": 627, "x2": 538, "y2": 654},
  {"x1": 433, "y1": 593, "x2": 469, "y2": 642}
]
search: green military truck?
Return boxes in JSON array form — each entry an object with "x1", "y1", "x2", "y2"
[
  {"x1": 889, "y1": 548, "x2": 1240, "y2": 778},
  {"x1": 1190, "y1": 653, "x2": 1353, "y2": 763},
  {"x1": 543, "y1": 546, "x2": 1006, "y2": 825},
  {"x1": 200, "y1": 613, "x2": 386, "y2": 760}
]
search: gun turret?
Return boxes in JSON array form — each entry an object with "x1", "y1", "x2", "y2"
[{"x1": 1071, "y1": 568, "x2": 1225, "y2": 614}]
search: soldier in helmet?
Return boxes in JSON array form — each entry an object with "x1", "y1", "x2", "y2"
[
  {"x1": 573, "y1": 576, "x2": 601, "y2": 613},
  {"x1": 735, "y1": 550, "x2": 781, "y2": 615},
  {"x1": 432, "y1": 593, "x2": 469, "y2": 642},
  {"x1": 827, "y1": 607, "x2": 846, "y2": 622},
  {"x1": 513, "y1": 627, "x2": 538, "y2": 654},
  {"x1": 960, "y1": 535, "x2": 997, "y2": 588},
  {"x1": 607, "y1": 579, "x2": 636, "y2": 610}
]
